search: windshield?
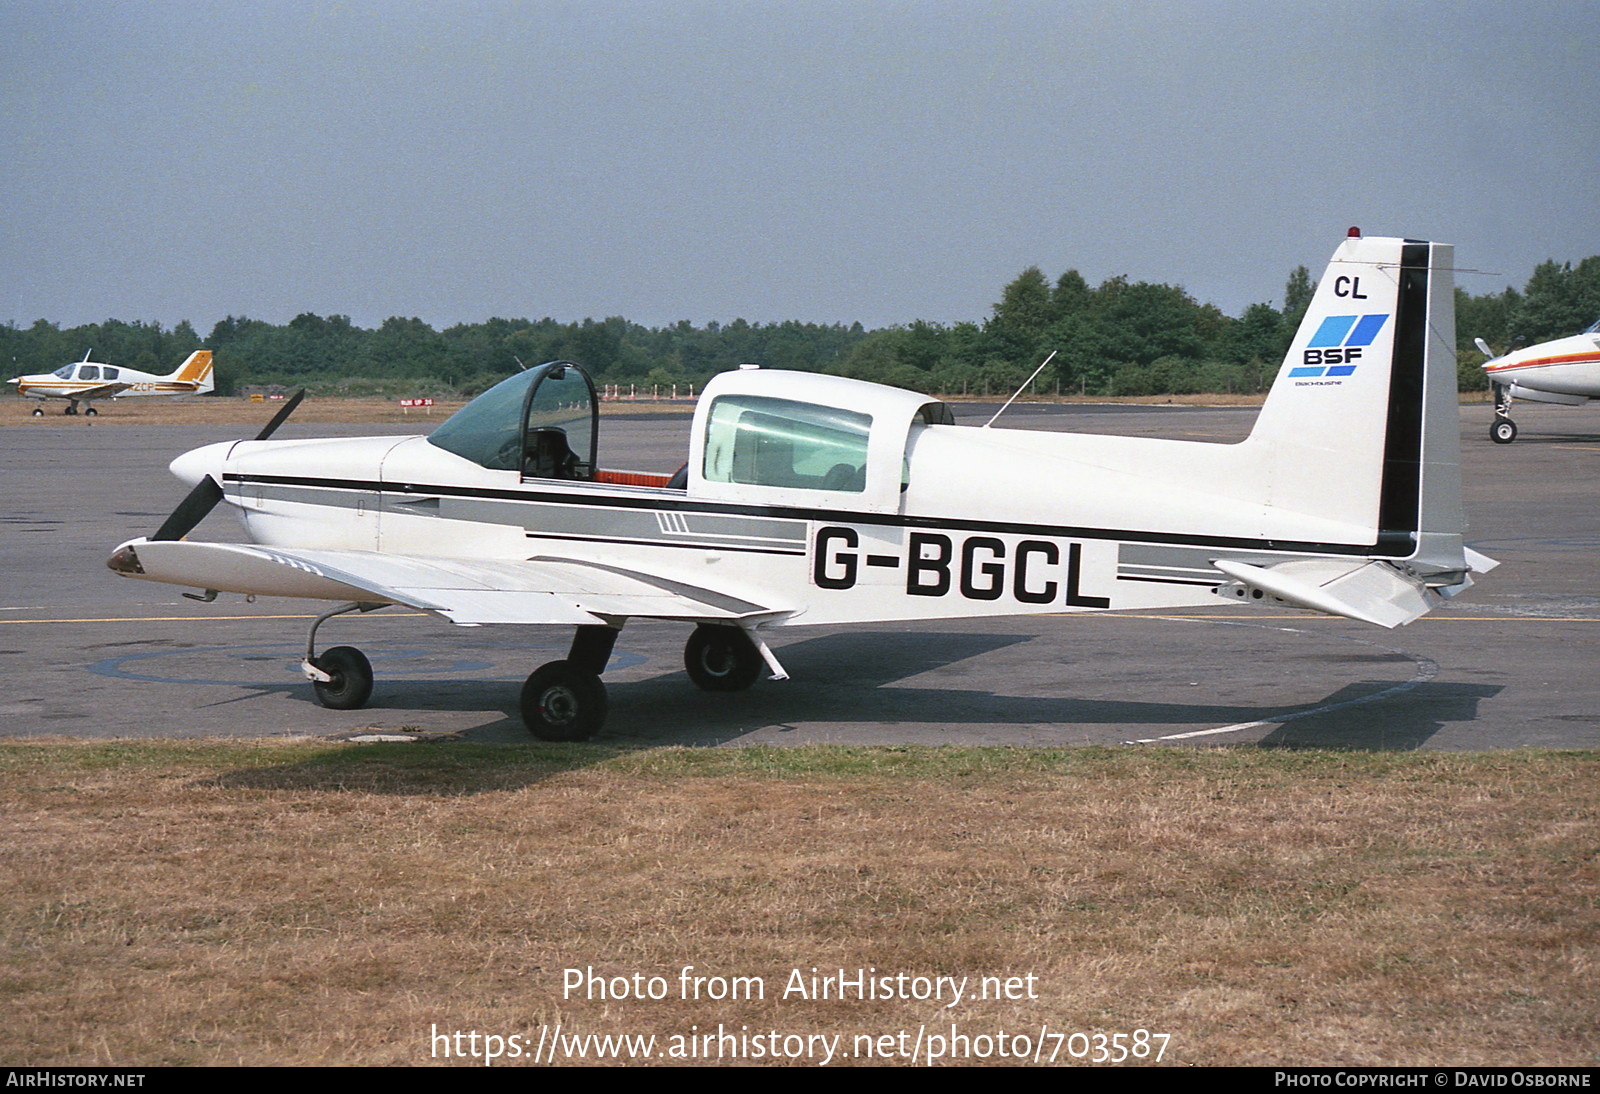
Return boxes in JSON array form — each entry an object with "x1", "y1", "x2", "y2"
[
  {"x1": 427, "y1": 361, "x2": 597, "y2": 476},
  {"x1": 427, "y1": 370, "x2": 535, "y2": 470}
]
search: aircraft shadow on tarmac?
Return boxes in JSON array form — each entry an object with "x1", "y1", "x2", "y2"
[
  {"x1": 1481, "y1": 429, "x2": 1600, "y2": 445},
  {"x1": 201, "y1": 630, "x2": 1501, "y2": 795},
  {"x1": 609, "y1": 632, "x2": 1501, "y2": 750},
  {"x1": 191, "y1": 629, "x2": 1496, "y2": 749}
]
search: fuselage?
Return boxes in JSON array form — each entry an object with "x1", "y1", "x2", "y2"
[
  {"x1": 1483, "y1": 323, "x2": 1600, "y2": 400},
  {"x1": 165, "y1": 355, "x2": 1454, "y2": 630}
]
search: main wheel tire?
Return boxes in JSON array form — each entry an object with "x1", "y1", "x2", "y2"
[
  {"x1": 311, "y1": 645, "x2": 373, "y2": 710},
  {"x1": 521, "y1": 660, "x2": 607, "y2": 741},
  {"x1": 84, "y1": 407, "x2": 97, "y2": 416},
  {"x1": 684, "y1": 625, "x2": 763, "y2": 692},
  {"x1": 30, "y1": 406, "x2": 42, "y2": 417},
  {"x1": 1491, "y1": 418, "x2": 1517, "y2": 445}
]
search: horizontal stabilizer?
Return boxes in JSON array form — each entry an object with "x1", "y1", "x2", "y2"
[{"x1": 1212, "y1": 558, "x2": 1436, "y2": 629}]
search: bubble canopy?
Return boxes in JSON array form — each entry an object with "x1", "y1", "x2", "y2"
[{"x1": 427, "y1": 361, "x2": 598, "y2": 478}]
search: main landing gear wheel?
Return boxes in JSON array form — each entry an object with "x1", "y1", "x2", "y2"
[
  {"x1": 1491, "y1": 418, "x2": 1518, "y2": 444},
  {"x1": 684, "y1": 624, "x2": 763, "y2": 692},
  {"x1": 521, "y1": 661, "x2": 608, "y2": 741},
  {"x1": 84, "y1": 407, "x2": 97, "y2": 417},
  {"x1": 310, "y1": 645, "x2": 373, "y2": 710},
  {"x1": 30, "y1": 406, "x2": 42, "y2": 416}
]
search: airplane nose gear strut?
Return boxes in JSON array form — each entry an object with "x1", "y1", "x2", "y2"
[
  {"x1": 301, "y1": 602, "x2": 385, "y2": 710},
  {"x1": 1490, "y1": 382, "x2": 1518, "y2": 444}
]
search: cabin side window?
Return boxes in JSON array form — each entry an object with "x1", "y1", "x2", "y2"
[{"x1": 702, "y1": 395, "x2": 871, "y2": 493}]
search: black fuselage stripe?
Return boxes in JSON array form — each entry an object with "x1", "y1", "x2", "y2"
[
  {"x1": 227, "y1": 473, "x2": 1410, "y2": 558},
  {"x1": 524, "y1": 531, "x2": 804, "y2": 557},
  {"x1": 1116, "y1": 575, "x2": 1223, "y2": 587}
]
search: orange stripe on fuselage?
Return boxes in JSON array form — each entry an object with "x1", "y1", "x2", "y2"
[{"x1": 1486, "y1": 351, "x2": 1600, "y2": 374}]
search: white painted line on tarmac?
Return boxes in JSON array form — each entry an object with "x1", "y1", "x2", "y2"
[{"x1": 1127, "y1": 619, "x2": 1440, "y2": 744}]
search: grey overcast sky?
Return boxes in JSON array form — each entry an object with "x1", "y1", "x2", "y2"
[{"x1": 3, "y1": 1, "x2": 1597, "y2": 335}]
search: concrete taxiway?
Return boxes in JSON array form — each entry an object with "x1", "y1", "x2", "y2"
[{"x1": 1, "y1": 398, "x2": 1596, "y2": 749}]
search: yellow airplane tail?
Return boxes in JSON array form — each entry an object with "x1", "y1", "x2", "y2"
[{"x1": 166, "y1": 351, "x2": 215, "y2": 393}]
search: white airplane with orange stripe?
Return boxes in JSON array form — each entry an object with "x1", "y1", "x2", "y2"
[
  {"x1": 106, "y1": 231, "x2": 1494, "y2": 741},
  {"x1": 9, "y1": 349, "x2": 214, "y2": 416},
  {"x1": 1479, "y1": 320, "x2": 1600, "y2": 443}
]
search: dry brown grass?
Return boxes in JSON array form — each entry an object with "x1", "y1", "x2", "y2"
[{"x1": 2, "y1": 742, "x2": 1595, "y2": 1067}]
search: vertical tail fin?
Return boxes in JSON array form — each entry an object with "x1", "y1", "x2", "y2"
[
  {"x1": 167, "y1": 351, "x2": 215, "y2": 393},
  {"x1": 1243, "y1": 233, "x2": 1464, "y2": 571}
]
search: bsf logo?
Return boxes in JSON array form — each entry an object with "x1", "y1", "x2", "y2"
[{"x1": 1290, "y1": 314, "x2": 1389, "y2": 378}]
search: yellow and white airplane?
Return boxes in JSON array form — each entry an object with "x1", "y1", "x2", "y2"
[
  {"x1": 9, "y1": 349, "x2": 214, "y2": 416},
  {"x1": 107, "y1": 231, "x2": 1494, "y2": 740},
  {"x1": 1478, "y1": 322, "x2": 1600, "y2": 443}
]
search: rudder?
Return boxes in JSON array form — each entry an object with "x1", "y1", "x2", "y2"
[
  {"x1": 1243, "y1": 233, "x2": 1462, "y2": 568},
  {"x1": 168, "y1": 351, "x2": 215, "y2": 393}
]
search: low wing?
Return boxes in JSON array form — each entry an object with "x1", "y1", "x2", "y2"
[
  {"x1": 72, "y1": 381, "x2": 133, "y2": 400},
  {"x1": 108, "y1": 539, "x2": 790, "y2": 626}
]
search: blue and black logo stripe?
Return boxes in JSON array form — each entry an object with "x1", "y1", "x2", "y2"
[{"x1": 1290, "y1": 313, "x2": 1389, "y2": 377}]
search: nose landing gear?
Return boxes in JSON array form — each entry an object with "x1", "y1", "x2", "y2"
[{"x1": 1490, "y1": 382, "x2": 1517, "y2": 445}]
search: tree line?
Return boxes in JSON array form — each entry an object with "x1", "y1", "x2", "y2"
[{"x1": 4, "y1": 256, "x2": 1596, "y2": 399}]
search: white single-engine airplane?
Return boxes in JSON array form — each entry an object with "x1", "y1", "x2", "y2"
[
  {"x1": 107, "y1": 231, "x2": 1493, "y2": 740},
  {"x1": 10, "y1": 349, "x2": 214, "y2": 416},
  {"x1": 1478, "y1": 321, "x2": 1600, "y2": 443}
]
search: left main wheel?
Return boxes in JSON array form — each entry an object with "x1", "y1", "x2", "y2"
[
  {"x1": 311, "y1": 645, "x2": 373, "y2": 710},
  {"x1": 521, "y1": 660, "x2": 607, "y2": 741},
  {"x1": 684, "y1": 624, "x2": 763, "y2": 692}
]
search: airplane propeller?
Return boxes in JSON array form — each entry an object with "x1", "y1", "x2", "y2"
[{"x1": 150, "y1": 389, "x2": 305, "y2": 542}]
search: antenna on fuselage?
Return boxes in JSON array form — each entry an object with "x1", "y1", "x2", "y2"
[{"x1": 983, "y1": 349, "x2": 1057, "y2": 429}]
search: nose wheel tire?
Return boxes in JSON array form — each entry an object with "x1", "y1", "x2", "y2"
[
  {"x1": 310, "y1": 645, "x2": 374, "y2": 710},
  {"x1": 521, "y1": 660, "x2": 607, "y2": 741},
  {"x1": 684, "y1": 624, "x2": 763, "y2": 692},
  {"x1": 1491, "y1": 418, "x2": 1517, "y2": 444}
]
